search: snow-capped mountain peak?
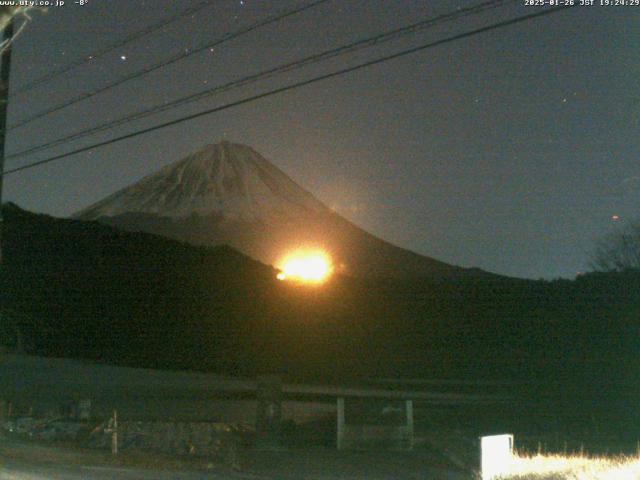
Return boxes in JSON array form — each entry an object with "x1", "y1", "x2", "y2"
[
  {"x1": 74, "y1": 141, "x2": 492, "y2": 280},
  {"x1": 75, "y1": 141, "x2": 329, "y2": 222}
]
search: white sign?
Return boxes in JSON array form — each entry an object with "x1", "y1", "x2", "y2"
[{"x1": 481, "y1": 434, "x2": 514, "y2": 480}]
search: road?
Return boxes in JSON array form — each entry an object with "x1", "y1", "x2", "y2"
[
  {"x1": 0, "y1": 434, "x2": 469, "y2": 479},
  {"x1": 0, "y1": 438, "x2": 263, "y2": 480},
  {"x1": 0, "y1": 459, "x2": 263, "y2": 480}
]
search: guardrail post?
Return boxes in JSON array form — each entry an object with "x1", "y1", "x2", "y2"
[
  {"x1": 406, "y1": 399, "x2": 414, "y2": 450},
  {"x1": 336, "y1": 397, "x2": 345, "y2": 450},
  {"x1": 256, "y1": 375, "x2": 282, "y2": 449},
  {"x1": 105, "y1": 410, "x2": 118, "y2": 455}
]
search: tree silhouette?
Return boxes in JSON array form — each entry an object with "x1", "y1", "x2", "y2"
[{"x1": 591, "y1": 223, "x2": 640, "y2": 272}]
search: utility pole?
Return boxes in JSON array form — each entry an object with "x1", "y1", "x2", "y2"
[{"x1": 0, "y1": 19, "x2": 13, "y2": 265}]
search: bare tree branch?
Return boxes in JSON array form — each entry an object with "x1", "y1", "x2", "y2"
[{"x1": 591, "y1": 223, "x2": 640, "y2": 272}]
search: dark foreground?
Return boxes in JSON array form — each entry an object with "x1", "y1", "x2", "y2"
[{"x1": 0, "y1": 437, "x2": 469, "y2": 480}]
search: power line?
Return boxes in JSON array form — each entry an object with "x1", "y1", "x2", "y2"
[
  {"x1": 8, "y1": 0, "x2": 333, "y2": 130},
  {"x1": 13, "y1": 0, "x2": 216, "y2": 96},
  {"x1": 7, "y1": 0, "x2": 515, "y2": 161},
  {"x1": 1, "y1": 5, "x2": 575, "y2": 178}
]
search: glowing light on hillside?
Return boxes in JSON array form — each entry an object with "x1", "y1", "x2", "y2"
[{"x1": 276, "y1": 250, "x2": 333, "y2": 284}]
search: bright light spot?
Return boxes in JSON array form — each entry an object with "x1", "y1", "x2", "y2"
[
  {"x1": 120, "y1": 55, "x2": 127, "y2": 61},
  {"x1": 481, "y1": 434, "x2": 514, "y2": 480},
  {"x1": 612, "y1": 215, "x2": 620, "y2": 221},
  {"x1": 276, "y1": 250, "x2": 333, "y2": 284}
]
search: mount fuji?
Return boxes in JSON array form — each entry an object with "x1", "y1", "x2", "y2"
[{"x1": 74, "y1": 141, "x2": 490, "y2": 279}]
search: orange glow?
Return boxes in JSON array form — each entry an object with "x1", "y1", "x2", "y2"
[{"x1": 276, "y1": 250, "x2": 333, "y2": 284}]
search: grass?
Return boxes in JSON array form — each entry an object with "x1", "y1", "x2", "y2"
[
  {"x1": 497, "y1": 451, "x2": 640, "y2": 479},
  {"x1": 0, "y1": 434, "x2": 225, "y2": 472}
]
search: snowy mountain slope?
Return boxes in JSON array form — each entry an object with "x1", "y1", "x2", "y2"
[
  {"x1": 74, "y1": 141, "x2": 493, "y2": 279},
  {"x1": 76, "y1": 142, "x2": 329, "y2": 222}
]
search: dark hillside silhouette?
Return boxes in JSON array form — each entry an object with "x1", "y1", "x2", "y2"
[{"x1": 2, "y1": 203, "x2": 639, "y2": 436}]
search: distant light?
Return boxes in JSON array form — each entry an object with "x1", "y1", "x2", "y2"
[
  {"x1": 481, "y1": 434, "x2": 514, "y2": 480},
  {"x1": 120, "y1": 55, "x2": 127, "y2": 61},
  {"x1": 612, "y1": 215, "x2": 620, "y2": 221},
  {"x1": 276, "y1": 250, "x2": 333, "y2": 284}
]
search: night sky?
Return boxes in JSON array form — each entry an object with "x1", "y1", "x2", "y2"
[{"x1": 3, "y1": 0, "x2": 638, "y2": 279}]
